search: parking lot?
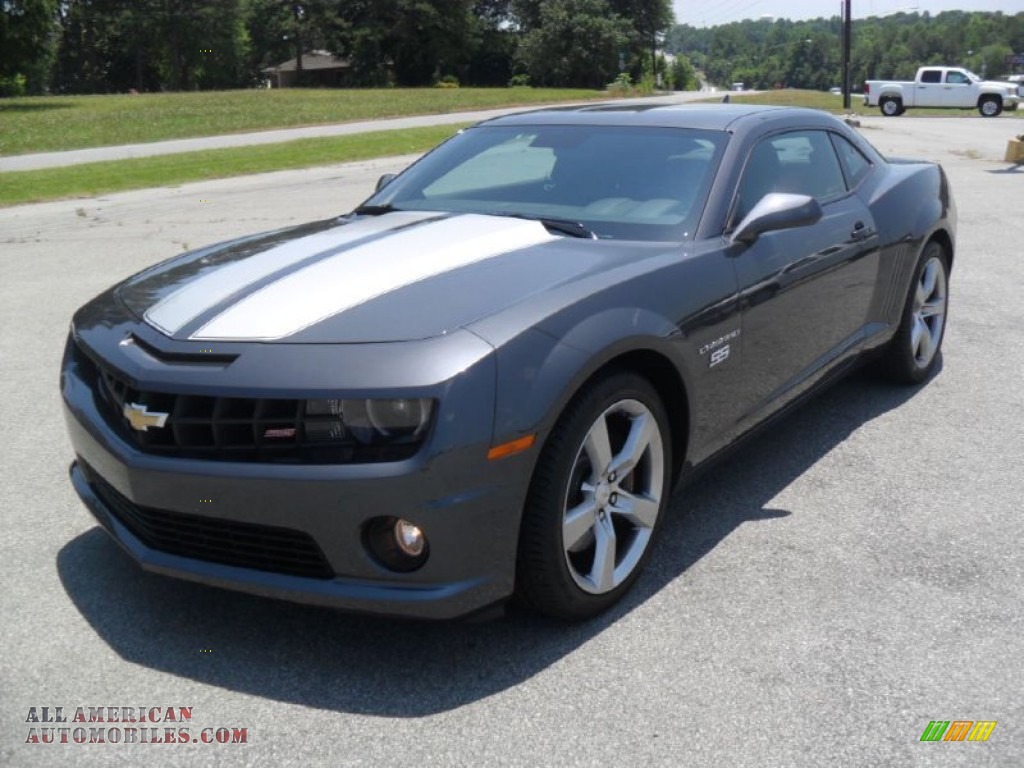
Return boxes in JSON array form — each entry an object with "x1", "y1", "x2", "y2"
[{"x1": 1, "y1": 114, "x2": 1022, "y2": 767}]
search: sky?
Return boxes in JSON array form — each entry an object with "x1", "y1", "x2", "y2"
[{"x1": 671, "y1": 0, "x2": 1024, "y2": 27}]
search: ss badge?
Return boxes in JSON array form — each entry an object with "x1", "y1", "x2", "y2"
[{"x1": 709, "y1": 344, "x2": 731, "y2": 368}]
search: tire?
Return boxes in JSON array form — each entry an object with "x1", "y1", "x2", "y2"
[
  {"x1": 880, "y1": 96, "x2": 902, "y2": 117},
  {"x1": 515, "y1": 371, "x2": 672, "y2": 620},
  {"x1": 877, "y1": 240, "x2": 950, "y2": 384},
  {"x1": 978, "y1": 96, "x2": 1002, "y2": 117}
]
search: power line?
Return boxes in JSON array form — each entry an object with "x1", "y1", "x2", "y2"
[{"x1": 695, "y1": 0, "x2": 767, "y2": 27}]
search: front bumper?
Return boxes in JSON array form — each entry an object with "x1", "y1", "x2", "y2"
[{"x1": 61, "y1": 330, "x2": 537, "y2": 620}]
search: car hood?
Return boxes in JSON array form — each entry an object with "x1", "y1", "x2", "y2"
[
  {"x1": 117, "y1": 211, "x2": 671, "y2": 344},
  {"x1": 983, "y1": 79, "x2": 1019, "y2": 94}
]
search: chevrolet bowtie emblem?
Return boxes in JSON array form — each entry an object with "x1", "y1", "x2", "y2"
[{"x1": 123, "y1": 402, "x2": 170, "y2": 431}]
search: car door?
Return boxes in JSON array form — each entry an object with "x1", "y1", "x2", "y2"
[
  {"x1": 914, "y1": 69, "x2": 945, "y2": 106},
  {"x1": 943, "y1": 70, "x2": 975, "y2": 108},
  {"x1": 729, "y1": 129, "x2": 880, "y2": 424}
]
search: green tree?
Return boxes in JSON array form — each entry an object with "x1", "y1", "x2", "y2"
[
  {"x1": 323, "y1": 1, "x2": 478, "y2": 87},
  {"x1": 609, "y1": 0, "x2": 673, "y2": 79},
  {"x1": 669, "y1": 53, "x2": 696, "y2": 90},
  {"x1": 1, "y1": 0, "x2": 58, "y2": 94},
  {"x1": 977, "y1": 43, "x2": 1013, "y2": 79},
  {"x1": 54, "y1": 0, "x2": 250, "y2": 92},
  {"x1": 663, "y1": 10, "x2": 1024, "y2": 93},
  {"x1": 53, "y1": 0, "x2": 126, "y2": 93},
  {"x1": 517, "y1": 0, "x2": 632, "y2": 88},
  {"x1": 466, "y1": 0, "x2": 517, "y2": 85},
  {"x1": 244, "y1": 0, "x2": 346, "y2": 84}
]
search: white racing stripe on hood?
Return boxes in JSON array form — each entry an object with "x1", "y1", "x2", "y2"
[
  {"x1": 190, "y1": 214, "x2": 557, "y2": 341},
  {"x1": 145, "y1": 211, "x2": 438, "y2": 335}
]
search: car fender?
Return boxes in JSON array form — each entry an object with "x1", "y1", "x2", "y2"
[
  {"x1": 877, "y1": 84, "x2": 906, "y2": 99},
  {"x1": 486, "y1": 307, "x2": 693, "y2": 452}
]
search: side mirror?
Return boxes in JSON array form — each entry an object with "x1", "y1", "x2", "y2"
[
  {"x1": 731, "y1": 193, "x2": 823, "y2": 244},
  {"x1": 375, "y1": 173, "x2": 397, "y2": 192}
]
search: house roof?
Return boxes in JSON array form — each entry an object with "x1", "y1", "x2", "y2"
[{"x1": 263, "y1": 51, "x2": 350, "y2": 73}]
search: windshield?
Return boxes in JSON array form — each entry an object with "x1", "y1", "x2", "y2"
[
  {"x1": 965, "y1": 70, "x2": 982, "y2": 83},
  {"x1": 359, "y1": 124, "x2": 728, "y2": 241}
]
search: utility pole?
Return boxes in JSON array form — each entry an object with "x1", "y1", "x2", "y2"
[{"x1": 842, "y1": 0, "x2": 852, "y2": 111}]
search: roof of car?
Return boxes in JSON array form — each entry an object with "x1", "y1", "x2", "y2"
[{"x1": 481, "y1": 103, "x2": 839, "y2": 133}]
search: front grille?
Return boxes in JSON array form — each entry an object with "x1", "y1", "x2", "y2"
[
  {"x1": 82, "y1": 462, "x2": 334, "y2": 579},
  {"x1": 72, "y1": 341, "x2": 417, "y2": 464}
]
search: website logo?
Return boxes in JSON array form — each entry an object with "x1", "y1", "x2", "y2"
[{"x1": 920, "y1": 720, "x2": 997, "y2": 742}]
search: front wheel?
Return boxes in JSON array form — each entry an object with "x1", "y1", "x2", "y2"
[
  {"x1": 515, "y1": 372, "x2": 672, "y2": 620},
  {"x1": 978, "y1": 96, "x2": 1002, "y2": 117},
  {"x1": 877, "y1": 241, "x2": 950, "y2": 384}
]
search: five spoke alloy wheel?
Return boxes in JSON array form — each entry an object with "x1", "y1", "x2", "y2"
[
  {"x1": 879, "y1": 240, "x2": 950, "y2": 384},
  {"x1": 516, "y1": 372, "x2": 672, "y2": 620},
  {"x1": 909, "y1": 253, "x2": 948, "y2": 370},
  {"x1": 562, "y1": 398, "x2": 664, "y2": 595}
]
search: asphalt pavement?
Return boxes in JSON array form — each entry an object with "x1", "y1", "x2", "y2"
[{"x1": 1, "y1": 113, "x2": 1022, "y2": 767}]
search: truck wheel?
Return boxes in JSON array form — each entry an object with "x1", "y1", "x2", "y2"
[
  {"x1": 880, "y1": 97, "x2": 902, "y2": 117},
  {"x1": 978, "y1": 96, "x2": 1002, "y2": 117}
]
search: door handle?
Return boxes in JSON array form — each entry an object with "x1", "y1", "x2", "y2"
[{"x1": 851, "y1": 221, "x2": 873, "y2": 241}]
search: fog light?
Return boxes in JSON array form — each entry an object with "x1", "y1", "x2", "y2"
[
  {"x1": 363, "y1": 516, "x2": 429, "y2": 572},
  {"x1": 394, "y1": 519, "x2": 425, "y2": 557}
]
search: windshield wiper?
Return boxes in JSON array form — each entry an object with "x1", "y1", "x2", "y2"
[{"x1": 492, "y1": 212, "x2": 597, "y2": 239}]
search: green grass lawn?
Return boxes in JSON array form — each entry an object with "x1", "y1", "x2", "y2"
[
  {"x1": 0, "y1": 87, "x2": 606, "y2": 156},
  {"x1": 0, "y1": 124, "x2": 467, "y2": 207},
  {"x1": 710, "y1": 90, "x2": 849, "y2": 112},
  {"x1": 8, "y1": 86, "x2": 1017, "y2": 208}
]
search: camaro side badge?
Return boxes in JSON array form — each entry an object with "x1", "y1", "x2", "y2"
[
  {"x1": 123, "y1": 402, "x2": 170, "y2": 431},
  {"x1": 698, "y1": 329, "x2": 740, "y2": 368},
  {"x1": 710, "y1": 345, "x2": 731, "y2": 367}
]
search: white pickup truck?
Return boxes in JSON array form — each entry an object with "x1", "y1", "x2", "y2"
[{"x1": 864, "y1": 66, "x2": 1020, "y2": 117}]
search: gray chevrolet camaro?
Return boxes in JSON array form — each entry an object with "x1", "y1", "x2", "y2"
[{"x1": 62, "y1": 104, "x2": 955, "y2": 620}]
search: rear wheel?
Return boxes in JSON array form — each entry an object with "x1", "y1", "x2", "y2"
[
  {"x1": 880, "y1": 96, "x2": 903, "y2": 116},
  {"x1": 877, "y1": 241, "x2": 950, "y2": 384},
  {"x1": 515, "y1": 372, "x2": 672, "y2": 620},
  {"x1": 978, "y1": 96, "x2": 1002, "y2": 117}
]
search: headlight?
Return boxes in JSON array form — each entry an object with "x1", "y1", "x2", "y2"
[{"x1": 304, "y1": 398, "x2": 433, "y2": 447}]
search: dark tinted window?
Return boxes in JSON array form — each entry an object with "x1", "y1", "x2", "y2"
[
  {"x1": 920, "y1": 69, "x2": 942, "y2": 83},
  {"x1": 734, "y1": 130, "x2": 846, "y2": 222},
  {"x1": 366, "y1": 125, "x2": 728, "y2": 241},
  {"x1": 831, "y1": 134, "x2": 872, "y2": 189}
]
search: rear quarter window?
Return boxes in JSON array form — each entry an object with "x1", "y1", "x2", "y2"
[{"x1": 830, "y1": 134, "x2": 873, "y2": 189}]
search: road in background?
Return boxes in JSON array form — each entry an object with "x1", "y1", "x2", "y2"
[{"x1": 1, "y1": 115, "x2": 1022, "y2": 767}]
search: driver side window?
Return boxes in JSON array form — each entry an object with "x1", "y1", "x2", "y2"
[{"x1": 734, "y1": 131, "x2": 846, "y2": 224}]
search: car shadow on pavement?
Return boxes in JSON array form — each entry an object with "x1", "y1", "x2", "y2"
[{"x1": 57, "y1": 366, "x2": 928, "y2": 717}]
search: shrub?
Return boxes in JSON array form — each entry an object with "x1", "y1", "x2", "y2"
[
  {"x1": 434, "y1": 74, "x2": 460, "y2": 88},
  {"x1": 606, "y1": 71, "x2": 632, "y2": 95},
  {"x1": 0, "y1": 73, "x2": 27, "y2": 98}
]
